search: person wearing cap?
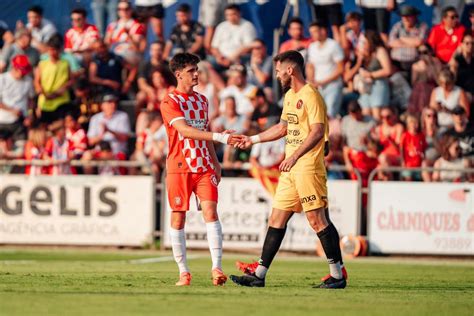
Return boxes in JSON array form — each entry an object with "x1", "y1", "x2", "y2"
[
  {"x1": 0, "y1": 29, "x2": 40, "y2": 73},
  {"x1": 0, "y1": 55, "x2": 35, "y2": 145},
  {"x1": 443, "y1": 106, "x2": 474, "y2": 158},
  {"x1": 87, "y1": 94, "x2": 131, "y2": 155},
  {"x1": 388, "y1": 5, "x2": 428, "y2": 79}
]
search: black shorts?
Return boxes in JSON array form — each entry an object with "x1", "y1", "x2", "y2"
[
  {"x1": 362, "y1": 7, "x2": 390, "y2": 34},
  {"x1": 135, "y1": 4, "x2": 165, "y2": 22},
  {"x1": 313, "y1": 3, "x2": 343, "y2": 26}
]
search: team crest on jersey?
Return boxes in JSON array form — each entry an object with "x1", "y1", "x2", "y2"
[
  {"x1": 296, "y1": 99, "x2": 303, "y2": 109},
  {"x1": 175, "y1": 197, "x2": 182, "y2": 206},
  {"x1": 210, "y1": 175, "x2": 218, "y2": 187}
]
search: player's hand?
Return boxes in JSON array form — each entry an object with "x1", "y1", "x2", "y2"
[
  {"x1": 279, "y1": 155, "x2": 298, "y2": 172},
  {"x1": 227, "y1": 134, "x2": 245, "y2": 146},
  {"x1": 236, "y1": 135, "x2": 253, "y2": 149}
]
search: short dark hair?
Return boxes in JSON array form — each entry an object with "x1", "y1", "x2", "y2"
[
  {"x1": 273, "y1": 50, "x2": 305, "y2": 73},
  {"x1": 98, "y1": 141, "x2": 112, "y2": 152},
  {"x1": 148, "y1": 110, "x2": 163, "y2": 122},
  {"x1": 287, "y1": 17, "x2": 303, "y2": 27},
  {"x1": 151, "y1": 40, "x2": 165, "y2": 48},
  {"x1": 442, "y1": 6, "x2": 458, "y2": 17},
  {"x1": 346, "y1": 11, "x2": 362, "y2": 22},
  {"x1": 46, "y1": 34, "x2": 63, "y2": 50},
  {"x1": 347, "y1": 100, "x2": 362, "y2": 113},
  {"x1": 225, "y1": 4, "x2": 240, "y2": 13},
  {"x1": 28, "y1": 5, "x2": 43, "y2": 16},
  {"x1": 309, "y1": 21, "x2": 326, "y2": 29},
  {"x1": 71, "y1": 7, "x2": 87, "y2": 17},
  {"x1": 169, "y1": 53, "x2": 200, "y2": 73},
  {"x1": 176, "y1": 3, "x2": 191, "y2": 13}
]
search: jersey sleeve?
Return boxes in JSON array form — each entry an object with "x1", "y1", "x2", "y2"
[
  {"x1": 306, "y1": 91, "x2": 326, "y2": 126},
  {"x1": 160, "y1": 96, "x2": 186, "y2": 127}
]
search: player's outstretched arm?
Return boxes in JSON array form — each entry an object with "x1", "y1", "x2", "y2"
[
  {"x1": 172, "y1": 119, "x2": 243, "y2": 145},
  {"x1": 237, "y1": 120, "x2": 288, "y2": 149}
]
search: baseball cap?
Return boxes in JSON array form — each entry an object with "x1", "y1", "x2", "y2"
[
  {"x1": 101, "y1": 94, "x2": 119, "y2": 103},
  {"x1": 399, "y1": 5, "x2": 420, "y2": 16},
  {"x1": 11, "y1": 55, "x2": 32, "y2": 76}
]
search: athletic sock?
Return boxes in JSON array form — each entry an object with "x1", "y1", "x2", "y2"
[
  {"x1": 170, "y1": 227, "x2": 189, "y2": 274},
  {"x1": 206, "y1": 220, "x2": 223, "y2": 270},
  {"x1": 324, "y1": 208, "x2": 344, "y2": 266},
  {"x1": 255, "y1": 226, "x2": 287, "y2": 279},
  {"x1": 317, "y1": 223, "x2": 343, "y2": 279}
]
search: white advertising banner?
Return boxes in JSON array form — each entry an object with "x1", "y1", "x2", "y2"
[
  {"x1": 163, "y1": 178, "x2": 360, "y2": 251},
  {"x1": 0, "y1": 175, "x2": 155, "y2": 246},
  {"x1": 369, "y1": 182, "x2": 474, "y2": 255}
]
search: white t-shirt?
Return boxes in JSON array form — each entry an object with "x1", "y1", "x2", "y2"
[
  {"x1": 134, "y1": 0, "x2": 162, "y2": 6},
  {"x1": 27, "y1": 18, "x2": 57, "y2": 46},
  {"x1": 250, "y1": 138, "x2": 286, "y2": 168},
  {"x1": 219, "y1": 84, "x2": 255, "y2": 115},
  {"x1": 307, "y1": 38, "x2": 344, "y2": 83},
  {"x1": 87, "y1": 111, "x2": 131, "y2": 154},
  {"x1": 211, "y1": 19, "x2": 257, "y2": 58},
  {"x1": 0, "y1": 72, "x2": 34, "y2": 124},
  {"x1": 356, "y1": 0, "x2": 389, "y2": 8},
  {"x1": 312, "y1": 0, "x2": 342, "y2": 4}
]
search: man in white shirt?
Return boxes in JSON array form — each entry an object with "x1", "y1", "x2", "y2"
[
  {"x1": 210, "y1": 4, "x2": 257, "y2": 71},
  {"x1": 219, "y1": 64, "x2": 256, "y2": 116},
  {"x1": 306, "y1": 22, "x2": 345, "y2": 118},
  {"x1": 25, "y1": 5, "x2": 57, "y2": 54}
]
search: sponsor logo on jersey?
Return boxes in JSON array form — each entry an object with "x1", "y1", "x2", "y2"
[
  {"x1": 300, "y1": 195, "x2": 317, "y2": 204},
  {"x1": 296, "y1": 99, "x2": 303, "y2": 109},
  {"x1": 287, "y1": 113, "x2": 299, "y2": 124}
]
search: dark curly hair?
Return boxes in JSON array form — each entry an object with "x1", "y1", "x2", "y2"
[{"x1": 169, "y1": 53, "x2": 200, "y2": 73}]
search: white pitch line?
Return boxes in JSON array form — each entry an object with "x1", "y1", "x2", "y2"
[
  {"x1": 0, "y1": 260, "x2": 36, "y2": 265},
  {"x1": 128, "y1": 255, "x2": 201, "y2": 264}
]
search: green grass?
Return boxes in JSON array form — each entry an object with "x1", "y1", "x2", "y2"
[{"x1": 0, "y1": 249, "x2": 473, "y2": 316}]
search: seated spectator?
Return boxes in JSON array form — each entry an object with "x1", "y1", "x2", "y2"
[
  {"x1": 429, "y1": 69, "x2": 470, "y2": 130},
  {"x1": 45, "y1": 119, "x2": 74, "y2": 175},
  {"x1": 210, "y1": 4, "x2": 257, "y2": 71},
  {"x1": 137, "y1": 41, "x2": 168, "y2": 104},
  {"x1": 449, "y1": 32, "x2": 474, "y2": 97},
  {"x1": 219, "y1": 64, "x2": 255, "y2": 116},
  {"x1": 279, "y1": 17, "x2": 311, "y2": 54},
  {"x1": 34, "y1": 36, "x2": 74, "y2": 124},
  {"x1": 306, "y1": 22, "x2": 344, "y2": 118},
  {"x1": 134, "y1": 0, "x2": 165, "y2": 42},
  {"x1": 443, "y1": 106, "x2": 474, "y2": 158},
  {"x1": 24, "y1": 5, "x2": 57, "y2": 53},
  {"x1": 358, "y1": 0, "x2": 395, "y2": 44},
  {"x1": 432, "y1": 135, "x2": 470, "y2": 182},
  {"x1": 83, "y1": 140, "x2": 127, "y2": 175},
  {"x1": 65, "y1": 111, "x2": 88, "y2": 159},
  {"x1": 249, "y1": 88, "x2": 282, "y2": 131},
  {"x1": 87, "y1": 94, "x2": 131, "y2": 155},
  {"x1": 0, "y1": 29, "x2": 40, "y2": 73},
  {"x1": 89, "y1": 40, "x2": 136, "y2": 98},
  {"x1": 164, "y1": 4, "x2": 205, "y2": 60},
  {"x1": 351, "y1": 30, "x2": 392, "y2": 120},
  {"x1": 388, "y1": 5, "x2": 428, "y2": 80},
  {"x1": 400, "y1": 114, "x2": 427, "y2": 181},
  {"x1": 245, "y1": 39, "x2": 272, "y2": 91},
  {"x1": 311, "y1": 0, "x2": 343, "y2": 43},
  {"x1": 24, "y1": 126, "x2": 48, "y2": 175},
  {"x1": 105, "y1": 0, "x2": 146, "y2": 64},
  {"x1": 212, "y1": 96, "x2": 248, "y2": 134},
  {"x1": 420, "y1": 107, "x2": 442, "y2": 181},
  {"x1": 194, "y1": 61, "x2": 223, "y2": 122},
  {"x1": 428, "y1": 6, "x2": 466, "y2": 63},
  {"x1": 340, "y1": 11, "x2": 364, "y2": 62},
  {"x1": 341, "y1": 101, "x2": 376, "y2": 152},
  {"x1": 0, "y1": 55, "x2": 35, "y2": 148},
  {"x1": 64, "y1": 8, "x2": 100, "y2": 62},
  {"x1": 70, "y1": 78, "x2": 99, "y2": 123}
]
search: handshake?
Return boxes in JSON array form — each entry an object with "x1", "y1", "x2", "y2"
[{"x1": 212, "y1": 130, "x2": 260, "y2": 150}]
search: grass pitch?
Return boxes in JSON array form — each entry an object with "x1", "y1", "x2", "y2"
[{"x1": 0, "y1": 249, "x2": 473, "y2": 316}]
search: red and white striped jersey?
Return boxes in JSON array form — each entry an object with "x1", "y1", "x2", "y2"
[
  {"x1": 64, "y1": 24, "x2": 100, "y2": 52},
  {"x1": 160, "y1": 90, "x2": 213, "y2": 174},
  {"x1": 106, "y1": 19, "x2": 145, "y2": 45},
  {"x1": 66, "y1": 128, "x2": 88, "y2": 157}
]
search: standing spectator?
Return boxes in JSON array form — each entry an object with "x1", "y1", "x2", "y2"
[
  {"x1": 400, "y1": 114, "x2": 427, "y2": 181},
  {"x1": 388, "y1": 5, "x2": 429, "y2": 79},
  {"x1": 210, "y1": 4, "x2": 257, "y2": 71},
  {"x1": 429, "y1": 69, "x2": 470, "y2": 130},
  {"x1": 449, "y1": 32, "x2": 474, "y2": 97},
  {"x1": 44, "y1": 120, "x2": 74, "y2": 175},
  {"x1": 311, "y1": 0, "x2": 343, "y2": 44},
  {"x1": 0, "y1": 29, "x2": 40, "y2": 73},
  {"x1": 339, "y1": 11, "x2": 364, "y2": 62},
  {"x1": 34, "y1": 37, "x2": 74, "y2": 124},
  {"x1": 443, "y1": 106, "x2": 474, "y2": 158},
  {"x1": 219, "y1": 64, "x2": 255, "y2": 116},
  {"x1": 0, "y1": 55, "x2": 35, "y2": 146},
  {"x1": 135, "y1": 0, "x2": 165, "y2": 42},
  {"x1": 427, "y1": 6, "x2": 466, "y2": 64},
  {"x1": 105, "y1": 0, "x2": 146, "y2": 64},
  {"x1": 245, "y1": 39, "x2": 273, "y2": 90},
  {"x1": 356, "y1": 0, "x2": 396, "y2": 44},
  {"x1": 24, "y1": 5, "x2": 57, "y2": 53},
  {"x1": 432, "y1": 135, "x2": 470, "y2": 182},
  {"x1": 64, "y1": 8, "x2": 100, "y2": 62},
  {"x1": 24, "y1": 126, "x2": 48, "y2": 175},
  {"x1": 87, "y1": 94, "x2": 131, "y2": 155},
  {"x1": 279, "y1": 17, "x2": 311, "y2": 54},
  {"x1": 341, "y1": 101, "x2": 376, "y2": 153},
  {"x1": 65, "y1": 112, "x2": 88, "y2": 159},
  {"x1": 306, "y1": 22, "x2": 344, "y2": 118},
  {"x1": 91, "y1": 0, "x2": 118, "y2": 37},
  {"x1": 199, "y1": 0, "x2": 229, "y2": 52},
  {"x1": 164, "y1": 4, "x2": 205, "y2": 60}
]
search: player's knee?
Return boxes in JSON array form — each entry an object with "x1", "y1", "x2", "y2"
[
  {"x1": 171, "y1": 213, "x2": 186, "y2": 230},
  {"x1": 203, "y1": 211, "x2": 219, "y2": 223}
]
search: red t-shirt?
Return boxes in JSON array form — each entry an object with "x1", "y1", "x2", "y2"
[
  {"x1": 160, "y1": 90, "x2": 214, "y2": 174},
  {"x1": 106, "y1": 19, "x2": 145, "y2": 45},
  {"x1": 401, "y1": 131, "x2": 427, "y2": 168},
  {"x1": 279, "y1": 38, "x2": 312, "y2": 53},
  {"x1": 66, "y1": 128, "x2": 88, "y2": 157},
  {"x1": 64, "y1": 24, "x2": 100, "y2": 52},
  {"x1": 24, "y1": 142, "x2": 47, "y2": 175},
  {"x1": 348, "y1": 149, "x2": 379, "y2": 187},
  {"x1": 427, "y1": 23, "x2": 465, "y2": 63}
]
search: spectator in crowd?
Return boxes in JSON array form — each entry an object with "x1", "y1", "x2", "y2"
[
  {"x1": 0, "y1": 29, "x2": 39, "y2": 73},
  {"x1": 34, "y1": 36, "x2": 74, "y2": 124},
  {"x1": 164, "y1": 4, "x2": 205, "y2": 60},
  {"x1": 44, "y1": 119, "x2": 74, "y2": 175},
  {"x1": 89, "y1": 40, "x2": 136, "y2": 98},
  {"x1": 24, "y1": 126, "x2": 48, "y2": 175},
  {"x1": 70, "y1": 78, "x2": 99, "y2": 123},
  {"x1": 137, "y1": 41, "x2": 168, "y2": 104},
  {"x1": 400, "y1": 114, "x2": 427, "y2": 181},
  {"x1": 91, "y1": 0, "x2": 118, "y2": 37},
  {"x1": 420, "y1": 107, "x2": 441, "y2": 182},
  {"x1": 429, "y1": 69, "x2": 470, "y2": 130},
  {"x1": 311, "y1": 0, "x2": 343, "y2": 44},
  {"x1": 219, "y1": 64, "x2": 255, "y2": 116},
  {"x1": 245, "y1": 39, "x2": 273, "y2": 91},
  {"x1": 87, "y1": 94, "x2": 131, "y2": 155},
  {"x1": 468, "y1": 8, "x2": 474, "y2": 33},
  {"x1": 84, "y1": 140, "x2": 127, "y2": 175},
  {"x1": 449, "y1": 31, "x2": 474, "y2": 97},
  {"x1": 443, "y1": 106, "x2": 474, "y2": 158},
  {"x1": 64, "y1": 111, "x2": 88, "y2": 159},
  {"x1": 343, "y1": 135, "x2": 381, "y2": 186},
  {"x1": 0, "y1": 20, "x2": 14, "y2": 50},
  {"x1": 194, "y1": 61, "x2": 223, "y2": 122},
  {"x1": 306, "y1": 22, "x2": 344, "y2": 118},
  {"x1": 432, "y1": 135, "x2": 470, "y2": 182},
  {"x1": 212, "y1": 96, "x2": 248, "y2": 135},
  {"x1": 0, "y1": 55, "x2": 35, "y2": 147},
  {"x1": 357, "y1": 0, "x2": 396, "y2": 44},
  {"x1": 341, "y1": 101, "x2": 376, "y2": 153},
  {"x1": 210, "y1": 4, "x2": 257, "y2": 71},
  {"x1": 199, "y1": 0, "x2": 230, "y2": 52},
  {"x1": 428, "y1": 6, "x2": 466, "y2": 63},
  {"x1": 105, "y1": 0, "x2": 146, "y2": 64},
  {"x1": 325, "y1": 118, "x2": 345, "y2": 180},
  {"x1": 388, "y1": 5, "x2": 429, "y2": 80},
  {"x1": 426, "y1": 0, "x2": 465, "y2": 25},
  {"x1": 339, "y1": 11, "x2": 364, "y2": 62},
  {"x1": 351, "y1": 30, "x2": 392, "y2": 120},
  {"x1": 64, "y1": 8, "x2": 100, "y2": 62},
  {"x1": 279, "y1": 17, "x2": 311, "y2": 54},
  {"x1": 135, "y1": 0, "x2": 165, "y2": 42},
  {"x1": 24, "y1": 5, "x2": 57, "y2": 53},
  {"x1": 249, "y1": 88, "x2": 281, "y2": 131},
  {"x1": 40, "y1": 34, "x2": 84, "y2": 79},
  {"x1": 407, "y1": 44, "x2": 443, "y2": 116}
]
